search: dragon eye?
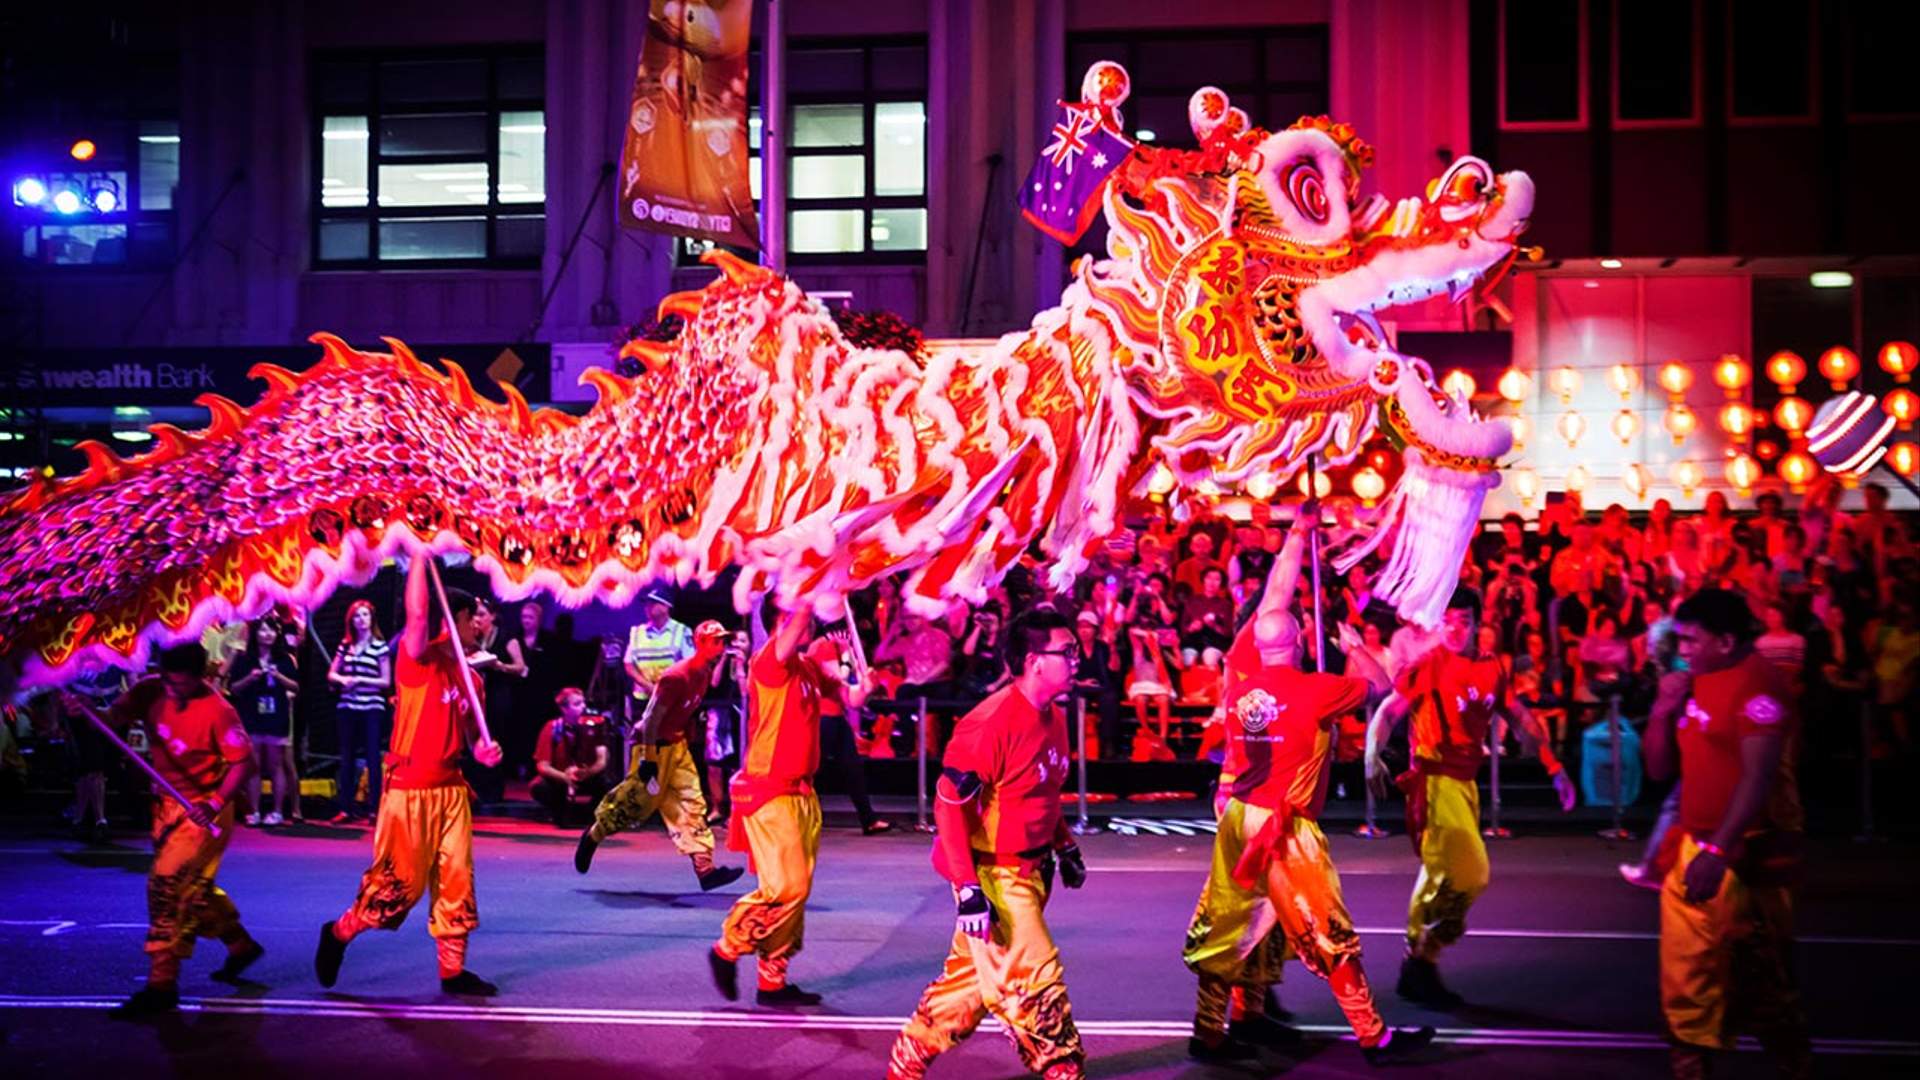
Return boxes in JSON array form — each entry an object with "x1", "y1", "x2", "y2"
[{"x1": 1285, "y1": 161, "x2": 1330, "y2": 225}]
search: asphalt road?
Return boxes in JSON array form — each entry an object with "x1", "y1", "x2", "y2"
[{"x1": 1, "y1": 813, "x2": 1913, "y2": 1078}]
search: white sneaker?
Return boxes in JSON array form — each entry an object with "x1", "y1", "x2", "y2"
[
  {"x1": 262, "y1": 812, "x2": 284, "y2": 826},
  {"x1": 1618, "y1": 862, "x2": 1660, "y2": 890},
  {"x1": 244, "y1": 813, "x2": 261, "y2": 826}
]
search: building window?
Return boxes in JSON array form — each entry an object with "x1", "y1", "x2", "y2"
[
  {"x1": 9, "y1": 119, "x2": 179, "y2": 267},
  {"x1": 1061, "y1": 28, "x2": 1328, "y2": 266},
  {"x1": 1067, "y1": 28, "x2": 1328, "y2": 150},
  {"x1": 1500, "y1": 0, "x2": 1588, "y2": 130},
  {"x1": 311, "y1": 50, "x2": 545, "y2": 268},
  {"x1": 1728, "y1": 0, "x2": 1816, "y2": 123},
  {"x1": 1612, "y1": 0, "x2": 1700, "y2": 127},
  {"x1": 683, "y1": 39, "x2": 927, "y2": 264},
  {"x1": 1845, "y1": 3, "x2": 1920, "y2": 117}
]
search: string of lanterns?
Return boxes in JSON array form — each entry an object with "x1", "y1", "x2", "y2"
[{"x1": 1493, "y1": 340, "x2": 1919, "y2": 504}]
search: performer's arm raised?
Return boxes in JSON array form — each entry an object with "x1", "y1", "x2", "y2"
[{"x1": 401, "y1": 554, "x2": 431, "y2": 662}]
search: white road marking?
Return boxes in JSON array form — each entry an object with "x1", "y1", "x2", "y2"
[{"x1": 0, "y1": 994, "x2": 1909, "y2": 1056}]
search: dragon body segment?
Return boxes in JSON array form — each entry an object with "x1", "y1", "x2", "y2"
[{"x1": 0, "y1": 75, "x2": 1534, "y2": 687}]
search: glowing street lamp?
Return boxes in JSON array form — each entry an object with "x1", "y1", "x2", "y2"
[
  {"x1": 1889, "y1": 442, "x2": 1919, "y2": 478},
  {"x1": 1718, "y1": 402, "x2": 1756, "y2": 442}
]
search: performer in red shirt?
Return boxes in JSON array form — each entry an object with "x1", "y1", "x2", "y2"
[
  {"x1": 1643, "y1": 588, "x2": 1808, "y2": 1080},
  {"x1": 709, "y1": 606, "x2": 844, "y2": 1006},
  {"x1": 887, "y1": 607, "x2": 1088, "y2": 1080},
  {"x1": 1184, "y1": 503, "x2": 1432, "y2": 1064},
  {"x1": 83, "y1": 642, "x2": 260, "y2": 1015},
  {"x1": 315, "y1": 554, "x2": 504, "y2": 996},
  {"x1": 574, "y1": 620, "x2": 744, "y2": 890},
  {"x1": 1365, "y1": 586, "x2": 1575, "y2": 1009},
  {"x1": 528, "y1": 687, "x2": 614, "y2": 825}
]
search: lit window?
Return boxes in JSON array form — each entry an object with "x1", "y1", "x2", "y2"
[
  {"x1": 686, "y1": 41, "x2": 927, "y2": 264},
  {"x1": 312, "y1": 50, "x2": 544, "y2": 267}
]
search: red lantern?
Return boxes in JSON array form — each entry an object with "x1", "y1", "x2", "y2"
[
  {"x1": 1765, "y1": 350, "x2": 1806, "y2": 394},
  {"x1": 1880, "y1": 341, "x2": 1917, "y2": 384},
  {"x1": 1885, "y1": 387, "x2": 1919, "y2": 432},
  {"x1": 1778, "y1": 450, "x2": 1818, "y2": 493},
  {"x1": 1712, "y1": 354, "x2": 1751, "y2": 398},
  {"x1": 1889, "y1": 442, "x2": 1919, "y2": 478},
  {"x1": 1817, "y1": 346, "x2": 1860, "y2": 391}
]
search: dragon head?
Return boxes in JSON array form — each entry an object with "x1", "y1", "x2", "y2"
[{"x1": 1077, "y1": 83, "x2": 1534, "y2": 625}]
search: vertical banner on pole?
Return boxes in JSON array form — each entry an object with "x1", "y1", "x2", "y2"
[{"x1": 617, "y1": 0, "x2": 759, "y2": 247}]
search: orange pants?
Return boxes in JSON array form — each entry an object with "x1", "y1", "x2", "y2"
[
  {"x1": 1661, "y1": 835, "x2": 1808, "y2": 1065},
  {"x1": 145, "y1": 799, "x2": 251, "y2": 984},
  {"x1": 1184, "y1": 799, "x2": 1385, "y2": 1045},
  {"x1": 1406, "y1": 772, "x2": 1488, "y2": 961},
  {"x1": 336, "y1": 784, "x2": 477, "y2": 978},
  {"x1": 890, "y1": 864, "x2": 1084, "y2": 1078},
  {"x1": 716, "y1": 792, "x2": 820, "y2": 989}
]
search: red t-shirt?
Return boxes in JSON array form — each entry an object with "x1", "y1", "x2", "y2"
[
  {"x1": 114, "y1": 678, "x2": 252, "y2": 800},
  {"x1": 536, "y1": 717, "x2": 608, "y2": 771},
  {"x1": 740, "y1": 643, "x2": 823, "y2": 787},
  {"x1": 1219, "y1": 626, "x2": 1366, "y2": 815},
  {"x1": 1398, "y1": 648, "x2": 1503, "y2": 777},
  {"x1": 1678, "y1": 652, "x2": 1803, "y2": 836},
  {"x1": 645, "y1": 656, "x2": 717, "y2": 744},
  {"x1": 388, "y1": 635, "x2": 483, "y2": 790},
  {"x1": 933, "y1": 684, "x2": 1073, "y2": 886}
]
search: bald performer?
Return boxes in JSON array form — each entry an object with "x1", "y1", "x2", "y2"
[{"x1": 1183, "y1": 500, "x2": 1433, "y2": 1065}]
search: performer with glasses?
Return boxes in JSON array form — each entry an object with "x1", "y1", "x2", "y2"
[{"x1": 888, "y1": 607, "x2": 1089, "y2": 1080}]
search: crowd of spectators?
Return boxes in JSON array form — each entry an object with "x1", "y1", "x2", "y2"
[{"x1": 4, "y1": 472, "x2": 1914, "y2": 837}]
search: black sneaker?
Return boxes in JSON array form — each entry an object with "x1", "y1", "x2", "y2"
[
  {"x1": 110, "y1": 984, "x2": 179, "y2": 1018},
  {"x1": 756, "y1": 984, "x2": 824, "y2": 1007},
  {"x1": 698, "y1": 865, "x2": 746, "y2": 892},
  {"x1": 1362, "y1": 1026, "x2": 1437, "y2": 1065},
  {"x1": 1186, "y1": 1034, "x2": 1259, "y2": 1063},
  {"x1": 1230, "y1": 1012, "x2": 1305, "y2": 1048},
  {"x1": 90, "y1": 820, "x2": 113, "y2": 846},
  {"x1": 574, "y1": 828, "x2": 599, "y2": 874},
  {"x1": 210, "y1": 939, "x2": 266, "y2": 984},
  {"x1": 314, "y1": 922, "x2": 348, "y2": 988},
  {"x1": 708, "y1": 948, "x2": 738, "y2": 1001},
  {"x1": 862, "y1": 820, "x2": 895, "y2": 835},
  {"x1": 1396, "y1": 957, "x2": 1463, "y2": 1010},
  {"x1": 441, "y1": 970, "x2": 499, "y2": 997}
]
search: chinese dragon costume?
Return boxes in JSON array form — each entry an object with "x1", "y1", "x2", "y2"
[{"x1": 0, "y1": 64, "x2": 1533, "y2": 686}]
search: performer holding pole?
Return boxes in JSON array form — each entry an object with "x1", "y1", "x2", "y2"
[
  {"x1": 315, "y1": 552, "x2": 504, "y2": 996},
  {"x1": 574, "y1": 618, "x2": 744, "y2": 890},
  {"x1": 1365, "y1": 586, "x2": 1575, "y2": 1009},
  {"x1": 888, "y1": 608, "x2": 1089, "y2": 1080},
  {"x1": 1182, "y1": 500, "x2": 1432, "y2": 1064},
  {"x1": 710, "y1": 605, "x2": 837, "y2": 1007},
  {"x1": 65, "y1": 642, "x2": 263, "y2": 1015}
]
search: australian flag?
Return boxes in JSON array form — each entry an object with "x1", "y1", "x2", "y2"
[{"x1": 1019, "y1": 102, "x2": 1132, "y2": 245}]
